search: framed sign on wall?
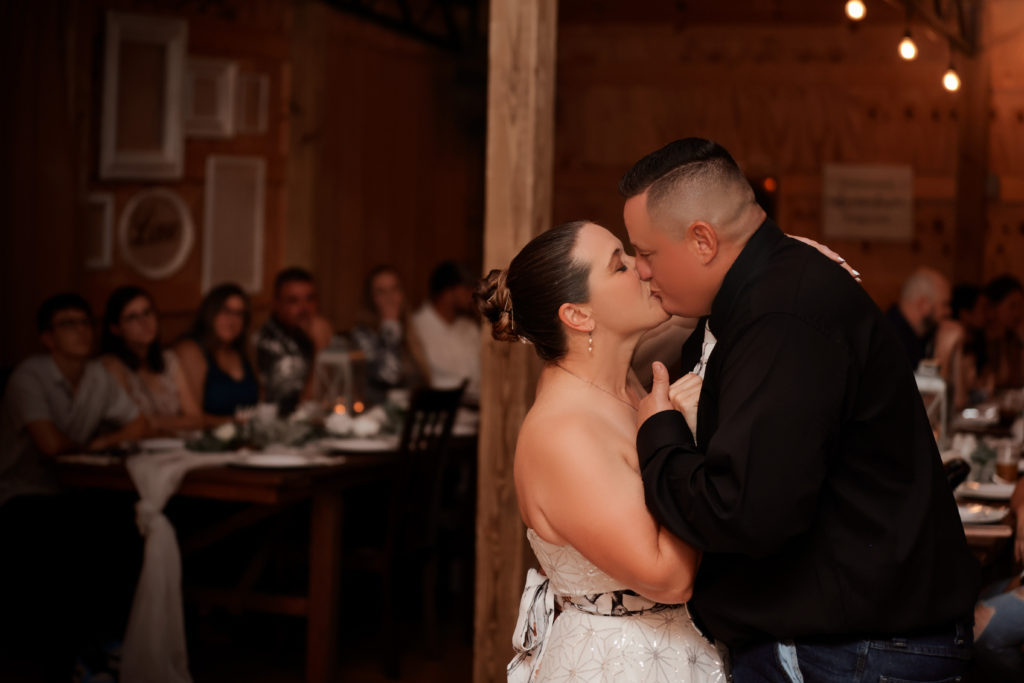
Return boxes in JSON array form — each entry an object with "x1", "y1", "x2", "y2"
[
  {"x1": 822, "y1": 164, "x2": 914, "y2": 242},
  {"x1": 119, "y1": 188, "x2": 195, "y2": 279}
]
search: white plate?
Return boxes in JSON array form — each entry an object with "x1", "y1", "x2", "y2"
[
  {"x1": 958, "y1": 504, "x2": 1009, "y2": 524},
  {"x1": 319, "y1": 436, "x2": 399, "y2": 453},
  {"x1": 139, "y1": 438, "x2": 186, "y2": 452},
  {"x1": 231, "y1": 454, "x2": 324, "y2": 468},
  {"x1": 956, "y1": 481, "x2": 1017, "y2": 501}
]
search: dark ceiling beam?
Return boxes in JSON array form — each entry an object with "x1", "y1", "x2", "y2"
[
  {"x1": 881, "y1": 0, "x2": 979, "y2": 56},
  {"x1": 321, "y1": 0, "x2": 481, "y2": 52}
]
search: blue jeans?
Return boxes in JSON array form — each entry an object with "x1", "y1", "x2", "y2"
[
  {"x1": 974, "y1": 576, "x2": 1024, "y2": 679},
  {"x1": 731, "y1": 623, "x2": 973, "y2": 682}
]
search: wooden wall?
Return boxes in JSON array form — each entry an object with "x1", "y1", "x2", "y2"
[
  {"x1": 291, "y1": 3, "x2": 486, "y2": 333},
  {"x1": 553, "y1": 0, "x2": 1024, "y2": 309},
  {"x1": 0, "y1": 0, "x2": 486, "y2": 369},
  {"x1": 0, "y1": 0, "x2": 292, "y2": 367}
]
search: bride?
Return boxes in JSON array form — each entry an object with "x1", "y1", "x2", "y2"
[{"x1": 477, "y1": 220, "x2": 725, "y2": 683}]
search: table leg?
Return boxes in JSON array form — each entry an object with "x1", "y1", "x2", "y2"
[{"x1": 307, "y1": 491, "x2": 343, "y2": 683}]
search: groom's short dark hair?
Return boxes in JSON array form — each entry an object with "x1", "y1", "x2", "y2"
[{"x1": 618, "y1": 137, "x2": 746, "y2": 199}]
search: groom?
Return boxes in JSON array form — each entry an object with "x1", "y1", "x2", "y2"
[{"x1": 623, "y1": 138, "x2": 980, "y2": 681}]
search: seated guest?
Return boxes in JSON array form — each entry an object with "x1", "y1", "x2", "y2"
[
  {"x1": 0, "y1": 294, "x2": 146, "y2": 679},
  {"x1": 974, "y1": 474, "x2": 1024, "y2": 679},
  {"x1": 350, "y1": 265, "x2": 430, "y2": 405},
  {"x1": 885, "y1": 266, "x2": 951, "y2": 371},
  {"x1": 100, "y1": 286, "x2": 203, "y2": 433},
  {"x1": 175, "y1": 283, "x2": 260, "y2": 418},
  {"x1": 256, "y1": 267, "x2": 333, "y2": 415},
  {"x1": 411, "y1": 260, "x2": 481, "y2": 402},
  {"x1": 949, "y1": 283, "x2": 992, "y2": 406},
  {"x1": 0, "y1": 293, "x2": 147, "y2": 507},
  {"x1": 984, "y1": 274, "x2": 1024, "y2": 391}
]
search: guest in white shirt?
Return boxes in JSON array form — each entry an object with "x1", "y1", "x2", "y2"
[
  {"x1": 0, "y1": 293, "x2": 146, "y2": 678},
  {"x1": 411, "y1": 260, "x2": 481, "y2": 402},
  {"x1": 0, "y1": 293, "x2": 146, "y2": 508}
]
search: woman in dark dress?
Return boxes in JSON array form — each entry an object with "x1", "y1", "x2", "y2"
[{"x1": 174, "y1": 283, "x2": 260, "y2": 420}]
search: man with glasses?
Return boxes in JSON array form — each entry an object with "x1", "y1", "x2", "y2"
[
  {"x1": 0, "y1": 293, "x2": 145, "y2": 505},
  {"x1": 0, "y1": 293, "x2": 147, "y2": 676}
]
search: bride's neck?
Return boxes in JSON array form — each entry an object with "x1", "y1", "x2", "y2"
[{"x1": 550, "y1": 332, "x2": 640, "y2": 396}]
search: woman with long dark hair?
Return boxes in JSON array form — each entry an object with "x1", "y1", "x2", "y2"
[
  {"x1": 174, "y1": 283, "x2": 260, "y2": 418},
  {"x1": 100, "y1": 286, "x2": 203, "y2": 433}
]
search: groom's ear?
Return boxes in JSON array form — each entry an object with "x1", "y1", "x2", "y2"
[
  {"x1": 688, "y1": 221, "x2": 719, "y2": 265},
  {"x1": 557, "y1": 302, "x2": 594, "y2": 333}
]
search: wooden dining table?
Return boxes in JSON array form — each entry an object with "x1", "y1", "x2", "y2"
[{"x1": 56, "y1": 449, "x2": 400, "y2": 683}]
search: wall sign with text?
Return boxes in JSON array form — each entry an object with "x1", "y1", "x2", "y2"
[
  {"x1": 118, "y1": 188, "x2": 195, "y2": 279},
  {"x1": 822, "y1": 164, "x2": 914, "y2": 242}
]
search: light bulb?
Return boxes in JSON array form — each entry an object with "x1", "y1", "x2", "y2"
[
  {"x1": 846, "y1": 0, "x2": 866, "y2": 21},
  {"x1": 943, "y1": 66, "x2": 961, "y2": 92},
  {"x1": 898, "y1": 33, "x2": 918, "y2": 60}
]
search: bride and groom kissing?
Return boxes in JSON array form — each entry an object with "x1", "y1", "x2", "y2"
[{"x1": 479, "y1": 138, "x2": 980, "y2": 682}]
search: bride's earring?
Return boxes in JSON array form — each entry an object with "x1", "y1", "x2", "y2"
[{"x1": 588, "y1": 332, "x2": 593, "y2": 353}]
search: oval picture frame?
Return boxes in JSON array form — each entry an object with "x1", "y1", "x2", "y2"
[{"x1": 118, "y1": 188, "x2": 195, "y2": 279}]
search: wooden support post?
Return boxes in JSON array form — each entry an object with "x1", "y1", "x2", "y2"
[
  {"x1": 952, "y1": 2, "x2": 989, "y2": 285},
  {"x1": 474, "y1": 0, "x2": 557, "y2": 681}
]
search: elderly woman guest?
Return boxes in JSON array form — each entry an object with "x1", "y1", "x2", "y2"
[
  {"x1": 350, "y1": 265, "x2": 430, "y2": 405},
  {"x1": 174, "y1": 283, "x2": 260, "y2": 418},
  {"x1": 100, "y1": 286, "x2": 203, "y2": 433}
]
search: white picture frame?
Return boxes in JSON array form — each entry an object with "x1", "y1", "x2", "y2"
[
  {"x1": 235, "y1": 72, "x2": 269, "y2": 136},
  {"x1": 100, "y1": 11, "x2": 187, "y2": 179},
  {"x1": 202, "y1": 155, "x2": 266, "y2": 294},
  {"x1": 185, "y1": 57, "x2": 237, "y2": 139},
  {"x1": 84, "y1": 193, "x2": 114, "y2": 270},
  {"x1": 119, "y1": 188, "x2": 195, "y2": 279}
]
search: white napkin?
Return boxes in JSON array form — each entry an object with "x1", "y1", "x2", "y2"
[{"x1": 121, "y1": 451, "x2": 241, "y2": 683}]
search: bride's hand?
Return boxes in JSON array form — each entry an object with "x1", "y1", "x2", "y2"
[
  {"x1": 669, "y1": 373, "x2": 702, "y2": 435},
  {"x1": 788, "y1": 234, "x2": 862, "y2": 283}
]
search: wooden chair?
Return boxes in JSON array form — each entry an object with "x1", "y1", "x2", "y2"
[{"x1": 344, "y1": 382, "x2": 466, "y2": 678}]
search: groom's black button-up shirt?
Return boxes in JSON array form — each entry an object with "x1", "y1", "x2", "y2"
[{"x1": 638, "y1": 219, "x2": 980, "y2": 648}]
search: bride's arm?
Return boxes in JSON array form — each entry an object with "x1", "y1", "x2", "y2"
[{"x1": 517, "y1": 417, "x2": 699, "y2": 604}]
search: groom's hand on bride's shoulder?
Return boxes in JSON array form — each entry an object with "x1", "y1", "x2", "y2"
[{"x1": 638, "y1": 362, "x2": 674, "y2": 427}]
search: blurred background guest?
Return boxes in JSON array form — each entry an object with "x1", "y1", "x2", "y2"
[
  {"x1": 0, "y1": 294, "x2": 146, "y2": 678},
  {"x1": 985, "y1": 274, "x2": 1024, "y2": 391},
  {"x1": 0, "y1": 293, "x2": 146, "y2": 507},
  {"x1": 412, "y1": 260, "x2": 481, "y2": 403},
  {"x1": 256, "y1": 267, "x2": 333, "y2": 416},
  {"x1": 100, "y1": 285, "x2": 203, "y2": 434},
  {"x1": 350, "y1": 265, "x2": 430, "y2": 406},
  {"x1": 950, "y1": 283, "x2": 992, "y2": 406},
  {"x1": 973, "y1": 474, "x2": 1024, "y2": 679},
  {"x1": 175, "y1": 283, "x2": 259, "y2": 419},
  {"x1": 886, "y1": 266, "x2": 951, "y2": 372}
]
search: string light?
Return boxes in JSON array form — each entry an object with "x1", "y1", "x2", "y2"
[
  {"x1": 943, "y1": 64, "x2": 961, "y2": 92},
  {"x1": 845, "y1": 0, "x2": 866, "y2": 21},
  {"x1": 898, "y1": 31, "x2": 918, "y2": 60}
]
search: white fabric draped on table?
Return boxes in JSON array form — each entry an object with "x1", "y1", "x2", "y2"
[{"x1": 120, "y1": 452, "x2": 241, "y2": 683}]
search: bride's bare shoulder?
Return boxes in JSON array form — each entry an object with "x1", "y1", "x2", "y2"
[{"x1": 517, "y1": 404, "x2": 608, "y2": 466}]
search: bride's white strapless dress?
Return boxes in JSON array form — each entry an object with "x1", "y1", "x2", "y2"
[{"x1": 508, "y1": 529, "x2": 726, "y2": 682}]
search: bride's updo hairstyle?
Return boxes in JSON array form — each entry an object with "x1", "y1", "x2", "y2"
[{"x1": 477, "y1": 220, "x2": 591, "y2": 362}]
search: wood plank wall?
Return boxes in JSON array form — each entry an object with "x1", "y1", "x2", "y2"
[
  {"x1": 552, "y1": 0, "x2": 1024, "y2": 309},
  {"x1": 0, "y1": 0, "x2": 292, "y2": 367},
  {"x1": 0, "y1": 0, "x2": 486, "y2": 368},
  {"x1": 295, "y1": 5, "x2": 486, "y2": 334}
]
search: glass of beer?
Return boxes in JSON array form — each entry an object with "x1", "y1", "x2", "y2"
[{"x1": 995, "y1": 440, "x2": 1020, "y2": 483}]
